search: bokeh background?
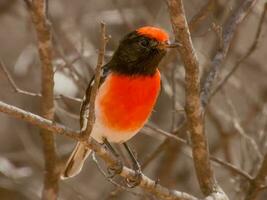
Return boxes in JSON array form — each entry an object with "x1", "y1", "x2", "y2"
[{"x1": 0, "y1": 0, "x2": 267, "y2": 199}]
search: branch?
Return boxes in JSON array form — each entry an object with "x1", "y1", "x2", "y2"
[
  {"x1": 0, "y1": 101, "x2": 80, "y2": 139},
  {"x1": 245, "y1": 154, "x2": 267, "y2": 200},
  {"x1": 141, "y1": 140, "x2": 169, "y2": 169},
  {"x1": 167, "y1": 0, "x2": 225, "y2": 196},
  {"x1": 0, "y1": 56, "x2": 84, "y2": 107},
  {"x1": 189, "y1": 0, "x2": 216, "y2": 33},
  {"x1": 0, "y1": 100, "x2": 249, "y2": 200},
  {"x1": 210, "y1": 156, "x2": 253, "y2": 181},
  {"x1": 145, "y1": 124, "x2": 188, "y2": 144},
  {"x1": 29, "y1": 0, "x2": 59, "y2": 199},
  {"x1": 0, "y1": 100, "x2": 199, "y2": 200},
  {"x1": 210, "y1": 2, "x2": 267, "y2": 98},
  {"x1": 0, "y1": 58, "x2": 82, "y2": 105},
  {"x1": 145, "y1": 123, "x2": 251, "y2": 183},
  {"x1": 0, "y1": 58, "x2": 41, "y2": 97},
  {"x1": 92, "y1": 153, "x2": 146, "y2": 198},
  {"x1": 200, "y1": 0, "x2": 258, "y2": 107},
  {"x1": 141, "y1": 118, "x2": 187, "y2": 170},
  {"x1": 81, "y1": 22, "x2": 107, "y2": 139},
  {"x1": 54, "y1": 94, "x2": 82, "y2": 103}
]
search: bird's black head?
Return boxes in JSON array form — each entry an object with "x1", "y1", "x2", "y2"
[{"x1": 107, "y1": 26, "x2": 170, "y2": 76}]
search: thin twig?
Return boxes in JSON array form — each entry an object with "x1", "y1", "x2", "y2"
[
  {"x1": 92, "y1": 153, "x2": 145, "y2": 198},
  {"x1": 189, "y1": 0, "x2": 216, "y2": 33},
  {"x1": 200, "y1": 0, "x2": 258, "y2": 107},
  {"x1": 210, "y1": 2, "x2": 267, "y2": 98},
  {"x1": 52, "y1": 27, "x2": 88, "y2": 88},
  {"x1": 54, "y1": 94, "x2": 82, "y2": 103},
  {"x1": 0, "y1": 58, "x2": 41, "y2": 97},
  {"x1": 0, "y1": 58, "x2": 82, "y2": 105},
  {"x1": 210, "y1": 156, "x2": 253, "y2": 181},
  {"x1": 245, "y1": 154, "x2": 267, "y2": 200},
  {"x1": 146, "y1": 123, "x2": 252, "y2": 183},
  {"x1": 146, "y1": 124, "x2": 188, "y2": 145},
  {"x1": 81, "y1": 22, "x2": 107, "y2": 139},
  {"x1": 225, "y1": 92, "x2": 262, "y2": 162},
  {"x1": 55, "y1": 102, "x2": 79, "y2": 120},
  {"x1": 141, "y1": 140, "x2": 169, "y2": 169},
  {"x1": 141, "y1": 119, "x2": 187, "y2": 169},
  {"x1": 171, "y1": 65, "x2": 177, "y2": 131}
]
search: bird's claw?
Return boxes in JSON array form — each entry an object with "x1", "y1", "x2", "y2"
[
  {"x1": 107, "y1": 160, "x2": 123, "y2": 178},
  {"x1": 125, "y1": 170, "x2": 142, "y2": 188}
]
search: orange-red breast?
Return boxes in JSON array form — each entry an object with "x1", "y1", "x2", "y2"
[{"x1": 62, "y1": 26, "x2": 171, "y2": 179}]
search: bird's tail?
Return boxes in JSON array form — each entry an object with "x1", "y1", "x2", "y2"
[{"x1": 61, "y1": 142, "x2": 91, "y2": 179}]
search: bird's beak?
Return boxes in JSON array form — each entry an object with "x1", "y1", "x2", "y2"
[
  {"x1": 165, "y1": 42, "x2": 181, "y2": 48},
  {"x1": 158, "y1": 41, "x2": 181, "y2": 49}
]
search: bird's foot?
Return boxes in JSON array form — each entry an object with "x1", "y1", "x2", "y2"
[
  {"x1": 125, "y1": 169, "x2": 142, "y2": 188},
  {"x1": 107, "y1": 160, "x2": 123, "y2": 178}
]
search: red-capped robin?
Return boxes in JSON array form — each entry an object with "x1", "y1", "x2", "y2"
[{"x1": 61, "y1": 26, "x2": 177, "y2": 179}]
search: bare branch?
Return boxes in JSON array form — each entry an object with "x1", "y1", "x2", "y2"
[
  {"x1": 0, "y1": 100, "x2": 199, "y2": 200},
  {"x1": 245, "y1": 154, "x2": 267, "y2": 200},
  {"x1": 211, "y1": 2, "x2": 267, "y2": 98},
  {"x1": 81, "y1": 22, "x2": 107, "y2": 139},
  {"x1": 145, "y1": 123, "x2": 251, "y2": 184},
  {"x1": 92, "y1": 153, "x2": 146, "y2": 198},
  {"x1": 0, "y1": 101, "x2": 80, "y2": 139},
  {"x1": 167, "y1": 0, "x2": 225, "y2": 196},
  {"x1": 0, "y1": 58, "x2": 41, "y2": 97},
  {"x1": 145, "y1": 124, "x2": 188, "y2": 145},
  {"x1": 29, "y1": 0, "x2": 59, "y2": 199},
  {"x1": 189, "y1": 0, "x2": 216, "y2": 33},
  {"x1": 210, "y1": 156, "x2": 253, "y2": 181},
  {"x1": 141, "y1": 118, "x2": 187, "y2": 169},
  {"x1": 200, "y1": 0, "x2": 258, "y2": 107},
  {"x1": 141, "y1": 140, "x2": 169, "y2": 169},
  {"x1": 1, "y1": 100, "x2": 253, "y2": 200},
  {"x1": 54, "y1": 94, "x2": 82, "y2": 103},
  {"x1": 224, "y1": 92, "x2": 262, "y2": 161},
  {"x1": 1, "y1": 1, "x2": 265, "y2": 199},
  {"x1": 0, "y1": 58, "x2": 82, "y2": 105}
]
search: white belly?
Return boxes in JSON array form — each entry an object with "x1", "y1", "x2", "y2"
[{"x1": 90, "y1": 118, "x2": 140, "y2": 143}]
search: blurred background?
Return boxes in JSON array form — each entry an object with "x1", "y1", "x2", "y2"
[{"x1": 0, "y1": 0, "x2": 267, "y2": 199}]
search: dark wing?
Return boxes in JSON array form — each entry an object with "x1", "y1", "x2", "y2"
[{"x1": 79, "y1": 65, "x2": 110, "y2": 129}]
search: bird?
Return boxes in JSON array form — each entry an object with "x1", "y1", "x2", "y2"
[{"x1": 61, "y1": 26, "x2": 177, "y2": 179}]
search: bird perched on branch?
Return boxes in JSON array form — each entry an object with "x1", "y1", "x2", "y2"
[{"x1": 61, "y1": 26, "x2": 178, "y2": 182}]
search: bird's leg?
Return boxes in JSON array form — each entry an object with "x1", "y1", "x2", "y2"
[
  {"x1": 103, "y1": 138, "x2": 123, "y2": 178},
  {"x1": 123, "y1": 142, "x2": 142, "y2": 188},
  {"x1": 103, "y1": 138, "x2": 120, "y2": 157}
]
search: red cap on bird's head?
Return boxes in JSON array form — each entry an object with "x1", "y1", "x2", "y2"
[
  {"x1": 108, "y1": 26, "x2": 176, "y2": 75},
  {"x1": 136, "y1": 26, "x2": 169, "y2": 42}
]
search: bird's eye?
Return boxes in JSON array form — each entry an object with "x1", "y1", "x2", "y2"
[
  {"x1": 150, "y1": 40, "x2": 158, "y2": 47},
  {"x1": 139, "y1": 39, "x2": 150, "y2": 47}
]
